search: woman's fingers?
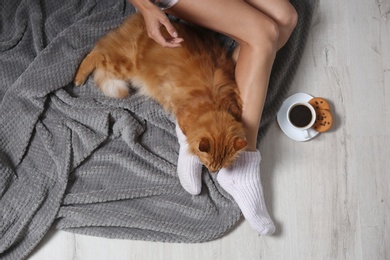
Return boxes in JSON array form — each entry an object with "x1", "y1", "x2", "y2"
[
  {"x1": 154, "y1": 14, "x2": 184, "y2": 47},
  {"x1": 134, "y1": 3, "x2": 182, "y2": 48}
]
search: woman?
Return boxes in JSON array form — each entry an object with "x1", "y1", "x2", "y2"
[{"x1": 128, "y1": 0, "x2": 298, "y2": 235}]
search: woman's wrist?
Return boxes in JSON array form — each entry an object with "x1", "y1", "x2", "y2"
[
  {"x1": 128, "y1": 0, "x2": 155, "y2": 13},
  {"x1": 150, "y1": 0, "x2": 179, "y2": 10},
  {"x1": 129, "y1": 0, "x2": 178, "y2": 11}
]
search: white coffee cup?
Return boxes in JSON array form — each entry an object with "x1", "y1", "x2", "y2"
[{"x1": 287, "y1": 102, "x2": 316, "y2": 139}]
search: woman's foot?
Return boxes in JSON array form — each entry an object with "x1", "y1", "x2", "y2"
[
  {"x1": 217, "y1": 150, "x2": 275, "y2": 235},
  {"x1": 175, "y1": 124, "x2": 203, "y2": 195}
]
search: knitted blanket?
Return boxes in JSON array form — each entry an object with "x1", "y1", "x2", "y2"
[{"x1": 0, "y1": 0, "x2": 317, "y2": 259}]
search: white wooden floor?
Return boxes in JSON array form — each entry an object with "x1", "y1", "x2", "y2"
[{"x1": 29, "y1": 0, "x2": 390, "y2": 259}]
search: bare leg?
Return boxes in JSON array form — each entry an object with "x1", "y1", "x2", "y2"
[{"x1": 229, "y1": 0, "x2": 298, "y2": 149}]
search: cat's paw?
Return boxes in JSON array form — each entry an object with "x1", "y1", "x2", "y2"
[
  {"x1": 73, "y1": 75, "x2": 85, "y2": 87},
  {"x1": 73, "y1": 66, "x2": 89, "y2": 86}
]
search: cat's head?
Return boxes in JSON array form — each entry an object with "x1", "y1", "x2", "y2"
[{"x1": 186, "y1": 111, "x2": 247, "y2": 173}]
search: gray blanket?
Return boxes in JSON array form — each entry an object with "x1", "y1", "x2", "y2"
[{"x1": 0, "y1": 0, "x2": 317, "y2": 259}]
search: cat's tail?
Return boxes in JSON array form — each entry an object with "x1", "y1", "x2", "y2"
[
  {"x1": 93, "y1": 68, "x2": 129, "y2": 98},
  {"x1": 74, "y1": 51, "x2": 103, "y2": 86}
]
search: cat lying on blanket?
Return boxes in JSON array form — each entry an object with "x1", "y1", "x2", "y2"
[{"x1": 74, "y1": 13, "x2": 247, "y2": 173}]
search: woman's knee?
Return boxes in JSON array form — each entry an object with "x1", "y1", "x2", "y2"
[
  {"x1": 273, "y1": 4, "x2": 298, "y2": 36},
  {"x1": 243, "y1": 0, "x2": 298, "y2": 34},
  {"x1": 240, "y1": 16, "x2": 280, "y2": 52}
]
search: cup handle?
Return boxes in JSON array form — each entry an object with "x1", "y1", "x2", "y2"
[{"x1": 303, "y1": 129, "x2": 310, "y2": 139}]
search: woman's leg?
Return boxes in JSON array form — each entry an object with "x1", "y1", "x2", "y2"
[{"x1": 229, "y1": 0, "x2": 298, "y2": 147}]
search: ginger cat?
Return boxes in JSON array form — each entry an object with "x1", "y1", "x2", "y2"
[{"x1": 74, "y1": 13, "x2": 247, "y2": 172}]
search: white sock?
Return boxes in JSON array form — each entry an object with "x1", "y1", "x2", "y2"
[
  {"x1": 175, "y1": 124, "x2": 203, "y2": 195},
  {"x1": 217, "y1": 150, "x2": 275, "y2": 235}
]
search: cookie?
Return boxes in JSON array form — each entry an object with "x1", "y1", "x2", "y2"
[
  {"x1": 308, "y1": 97, "x2": 331, "y2": 111},
  {"x1": 312, "y1": 109, "x2": 333, "y2": 132}
]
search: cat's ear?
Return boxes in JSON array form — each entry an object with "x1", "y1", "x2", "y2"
[
  {"x1": 198, "y1": 138, "x2": 211, "y2": 153},
  {"x1": 234, "y1": 138, "x2": 247, "y2": 152}
]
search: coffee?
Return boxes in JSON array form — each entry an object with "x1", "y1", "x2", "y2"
[{"x1": 288, "y1": 104, "x2": 313, "y2": 128}]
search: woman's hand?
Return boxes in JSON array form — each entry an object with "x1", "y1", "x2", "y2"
[{"x1": 129, "y1": 0, "x2": 184, "y2": 47}]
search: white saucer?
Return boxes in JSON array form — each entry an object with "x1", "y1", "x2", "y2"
[{"x1": 277, "y1": 93, "x2": 320, "y2": 142}]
